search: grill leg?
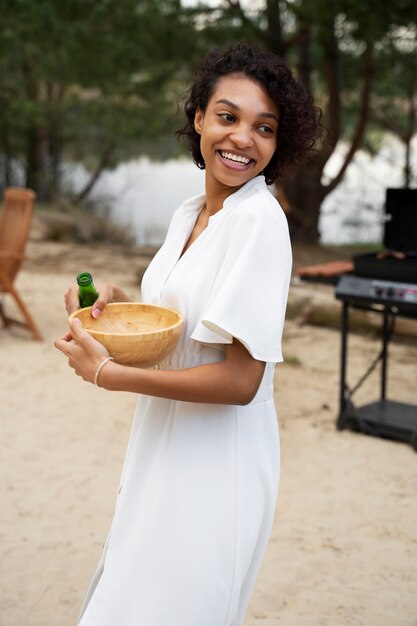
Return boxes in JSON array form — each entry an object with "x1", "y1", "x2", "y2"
[
  {"x1": 337, "y1": 301, "x2": 349, "y2": 430},
  {"x1": 381, "y1": 311, "x2": 390, "y2": 401}
]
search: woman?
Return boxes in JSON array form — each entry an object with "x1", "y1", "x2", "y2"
[{"x1": 55, "y1": 42, "x2": 321, "y2": 626}]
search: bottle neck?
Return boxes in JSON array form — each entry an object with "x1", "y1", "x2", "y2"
[{"x1": 77, "y1": 271, "x2": 93, "y2": 287}]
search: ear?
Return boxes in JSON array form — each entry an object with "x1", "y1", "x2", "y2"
[{"x1": 194, "y1": 107, "x2": 204, "y2": 135}]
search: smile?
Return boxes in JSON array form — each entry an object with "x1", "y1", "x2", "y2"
[{"x1": 219, "y1": 151, "x2": 253, "y2": 166}]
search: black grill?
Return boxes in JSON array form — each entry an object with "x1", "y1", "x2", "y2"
[{"x1": 335, "y1": 188, "x2": 417, "y2": 451}]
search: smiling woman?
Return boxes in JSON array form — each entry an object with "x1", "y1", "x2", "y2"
[{"x1": 55, "y1": 42, "x2": 323, "y2": 626}]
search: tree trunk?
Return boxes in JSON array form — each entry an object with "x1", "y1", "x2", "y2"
[
  {"x1": 278, "y1": 21, "x2": 331, "y2": 243},
  {"x1": 1, "y1": 120, "x2": 13, "y2": 188},
  {"x1": 297, "y1": 24, "x2": 312, "y2": 91},
  {"x1": 25, "y1": 124, "x2": 50, "y2": 200},
  {"x1": 266, "y1": 0, "x2": 285, "y2": 56},
  {"x1": 324, "y1": 42, "x2": 374, "y2": 195},
  {"x1": 282, "y1": 162, "x2": 326, "y2": 243},
  {"x1": 74, "y1": 142, "x2": 115, "y2": 204},
  {"x1": 22, "y1": 62, "x2": 50, "y2": 200},
  {"x1": 282, "y1": 36, "x2": 374, "y2": 243},
  {"x1": 25, "y1": 126, "x2": 38, "y2": 194},
  {"x1": 321, "y1": 21, "x2": 341, "y2": 162},
  {"x1": 48, "y1": 82, "x2": 65, "y2": 198},
  {"x1": 404, "y1": 89, "x2": 416, "y2": 188}
]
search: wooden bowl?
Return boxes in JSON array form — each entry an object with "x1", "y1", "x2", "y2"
[{"x1": 68, "y1": 302, "x2": 183, "y2": 368}]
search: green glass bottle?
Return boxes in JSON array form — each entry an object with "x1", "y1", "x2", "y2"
[{"x1": 77, "y1": 272, "x2": 99, "y2": 308}]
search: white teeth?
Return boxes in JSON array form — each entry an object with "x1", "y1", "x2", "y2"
[{"x1": 220, "y1": 151, "x2": 251, "y2": 165}]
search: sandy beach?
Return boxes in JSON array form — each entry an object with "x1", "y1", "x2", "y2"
[{"x1": 1, "y1": 236, "x2": 416, "y2": 626}]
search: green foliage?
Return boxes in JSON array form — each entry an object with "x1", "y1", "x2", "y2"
[
  {"x1": 0, "y1": 0, "x2": 415, "y2": 210},
  {"x1": 0, "y1": 0, "x2": 200, "y2": 198},
  {"x1": 189, "y1": 0, "x2": 416, "y2": 241},
  {"x1": 370, "y1": 27, "x2": 417, "y2": 185}
]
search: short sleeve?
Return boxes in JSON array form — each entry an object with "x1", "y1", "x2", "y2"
[{"x1": 190, "y1": 198, "x2": 292, "y2": 363}]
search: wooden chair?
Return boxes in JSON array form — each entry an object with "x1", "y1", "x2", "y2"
[{"x1": 0, "y1": 187, "x2": 43, "y2": 340}]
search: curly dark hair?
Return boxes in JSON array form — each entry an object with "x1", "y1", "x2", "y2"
[{"x1": 177, "y1": 42, "x2": 323, "y2": 185}]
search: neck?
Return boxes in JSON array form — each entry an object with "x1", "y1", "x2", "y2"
[{"x1": 204, "y1": 175, "x2": 245, "y2": 217}]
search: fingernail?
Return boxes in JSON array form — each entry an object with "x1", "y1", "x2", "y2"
[{"x1": 92, "y1": 308, "x2": 101, "y2": 318}]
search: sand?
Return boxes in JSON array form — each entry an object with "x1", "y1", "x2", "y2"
[{"x1": 1, "y1": 239, "x2": 416, "y2": 626}]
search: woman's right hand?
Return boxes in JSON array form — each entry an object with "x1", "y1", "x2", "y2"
[{"x1": 65, "y1": 282, "x2": 131, "y2": 318}]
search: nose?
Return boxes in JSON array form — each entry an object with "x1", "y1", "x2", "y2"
[{"x1": 229, "y1": 123, "x2": 254, "y2": 148}]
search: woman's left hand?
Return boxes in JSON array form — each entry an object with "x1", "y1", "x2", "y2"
[{"x1": 54, "y1": 318, "x2": 110, "y2": 384}]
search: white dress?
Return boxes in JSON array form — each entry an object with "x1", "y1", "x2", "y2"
[{"x1": 78, "y1": 176, "x2": 292, "y2": 626}]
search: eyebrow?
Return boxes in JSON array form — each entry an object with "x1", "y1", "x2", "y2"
[{"x1": 215, "y1": 98, "x2": 279, "y2": 122}]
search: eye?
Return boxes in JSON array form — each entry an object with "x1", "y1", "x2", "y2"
[
  {"x1": 258, "y1": 124, "x2": 275, "y2": 134},
  {"x1": 218, "y1": 112, "x2": 235, "y2": 123}
]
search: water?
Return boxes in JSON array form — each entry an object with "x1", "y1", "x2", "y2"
[
  {"x1": 318, "y1": 136, "x2": 411, "y2": 244},
  {"x1": 65, "y1": 158, "x2": 205, "y2": 246},
  {"x1": 65, "y1": 134, "x2": 414, "y2": 246}
]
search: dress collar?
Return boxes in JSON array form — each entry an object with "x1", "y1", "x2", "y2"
[
  {"x1": 179, "y1": 175, "x2": 268, "y2": 223},
  {"x1": 223, "y1": 175, "x2": 267, "y2": 210},
  {"x1": 209, "y1": 176, "x2": 267, "y2": 222}
]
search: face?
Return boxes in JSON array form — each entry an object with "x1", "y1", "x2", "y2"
[{"x1": 194, "y1": 73, "x2": 279, "y2": 196}]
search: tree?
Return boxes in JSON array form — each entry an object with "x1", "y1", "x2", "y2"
[
  {"x1": 194, "y1": 0, "x2": 417, "y2": 242},
  {"x1": 371, "y1": 30, "x2": 416, "y2": 188},
  {"x1": 0, "y1": 0, "x2": 199, "y2": 201}
]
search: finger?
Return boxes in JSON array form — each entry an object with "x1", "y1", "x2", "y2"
[
  {"x1": 65, "y1": 285, "x2": 80, "y2": 315},
  {"x1": 54, "y1": 336, "x2": 74, "y2": 356},
  {"x1": 69, "y1": 317, "x2": 89, "y2": 343},
  {"x1": 70, "y1": 317, "x2": 110, "y2": 363},
  {"x1": 91, "y1": 303, "x2": 104, "y2": 319},
  {"x1": 69, "y1": 318, "x2": 103, "y2": 352},
  {"x1": 54, "y1": 330, "x2": 75, "y2": 345},
  {"x1": 90, "y1": 283, "x2": 115, "y2": 318}
]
